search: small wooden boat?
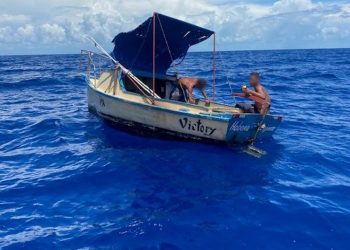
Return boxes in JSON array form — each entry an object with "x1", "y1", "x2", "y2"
[{"x1": 82, "y1": 13, "x2": 282, "y2": 154}]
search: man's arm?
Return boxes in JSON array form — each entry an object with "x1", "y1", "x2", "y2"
[
  {"x1": 245, "y1": 86, "x2": 266, "y2": 100},
  {"x1": 201, "y1": 89, "x2": 210, "y2": 104},
  {"x1": 179, "y1": 79, "x2": 192, "y2": 103},
  {"x1": 187, "y1": 86, "x2": 196, "y2": 104}
]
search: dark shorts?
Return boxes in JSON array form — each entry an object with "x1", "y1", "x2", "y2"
[{"x1": 235, "y1": 103, "x2": 259, "y2": 113}]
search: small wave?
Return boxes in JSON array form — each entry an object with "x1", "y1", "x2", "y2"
[
  {"x1": 300, "y1": 72, "x2": 339, "y2": 80},
  {"x1": 334, "y1": 60, "x2": 350, "y2": 65},
  {"x1": 0, "y1": 77, "x2": 80, "y2": 89}
]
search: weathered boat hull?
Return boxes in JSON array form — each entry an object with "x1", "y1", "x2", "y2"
[
  {"x1": 89, "y1": 106, "x2": 224, "y2": 144},
  {"x1": 87, "y1": 84, "x2": 228, "y2": 142},
  {"x1": 87, "y1": 75, "x2": 282, "y2": 145}
]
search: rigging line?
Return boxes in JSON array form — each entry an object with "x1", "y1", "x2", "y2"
[
  {"x1": 217, "y1": 51, "x2": 230, "y2": 89},
  {"x1": 87, "y1": 52, "x2": 97, "y2": 85},
  {"x1": 217, "y1": 49, "x2": 237, "y2": 105},
  {"x1": 156, "y1": 15, "x2": 188, "y2": 75},
  {"x1": 129, "y1": 18, "x2": 152, "y2": 70},
  {"x1": 156, "y1": 15, "x2": 187, "y2": 68},
  {"x1": 152, "y1": 12, "x2": 156, "y2": 103},
  {"x1": 173, "y1": 54, "x2": 186, "y2": 67},
  {"x1": 250, "y1": 112, "x2": 268, "y2": 145},
  {"x1": 213, "y1": 33, "x2": 216, "y2": 101},
  {"x1": 125, "y1": 71, "x2": 153, "y2": 103},
  {"x1": 157, "y1": 14, "x2": 188, "y2": 103},
  {"x1": 120, "y1": 66, "x2": 160, "y2": 97},
  {"x1": 156, "y1": 14, "x2": 174, "y2": 63},
  {"x1": 86, "y1": 37, "x2": 160, "y2": 98},
  {"x1": 98, "y1": 52, "x2": 102, "y2": 76}
]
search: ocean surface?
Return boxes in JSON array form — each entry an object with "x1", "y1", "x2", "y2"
[{"x1": 1, "y1": 49, "x2": 350, "y2": 249}]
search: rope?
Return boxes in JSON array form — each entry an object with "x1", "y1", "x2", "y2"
[
  {"x1": 125, "y1": 71, "x2": 153, "y2": 103},
  {"x1": 88, "y1": 52, "x2": 97, "y2": 85},
  {"x1": 217, "y1": 50, "x2": 236, "y2": 105},
  {"x1": 250, "y1": 111, "x2": 268, "y2": 145},
  {"x1": 97, "y1": 52, "x2": 102, "y2": 76},
  {"x1": 84, "y1": 37, "x2": 160, "y2": 101},
  {"x1": 129, "y1": 18, "x2": 152, "y2": 70},
  {"x1": 157, "y1": 14, "x2": 188, "y2": 103},
  {"x1": 212, "y1": 33, "x2": 216, "y2": 101},
  {"x1": 152, "y1": 27, "x2": 236, "y2": 105},
  {"x1": 120, "y1": 65, "x2": 160, "y2": 98}
]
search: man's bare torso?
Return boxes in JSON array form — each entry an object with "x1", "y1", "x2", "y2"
[{"x1": 178, "y1": 77, "x2": 199, "y2": 90}]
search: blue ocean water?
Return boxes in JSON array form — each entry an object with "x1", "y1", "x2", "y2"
[{"x1": 0, "y1": 49, "x2": 350, "y2": 249}]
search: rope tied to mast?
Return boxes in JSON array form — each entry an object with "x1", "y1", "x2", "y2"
[{"x1": 156, "y1": 14, "x2": 189, "y2": 103}]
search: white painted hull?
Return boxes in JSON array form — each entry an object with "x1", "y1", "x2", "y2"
[
  {"x1": 86, "y1": 70, "x2": 282, "y2": 145},
  {"x1": 87, "y1": 85, "x2": 229, "y2": 142}
]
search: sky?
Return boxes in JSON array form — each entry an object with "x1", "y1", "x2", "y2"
[{"x1": 0, "y1": 0, "x2": 349, "y2": 55}]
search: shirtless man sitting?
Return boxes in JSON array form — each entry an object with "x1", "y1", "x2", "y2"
[
  {"x1": 235, "y1": 72, "x2": 271, "y2": 115},
  {"x1": 177, "y1": 77, "x2": 210, "y2": 105}
]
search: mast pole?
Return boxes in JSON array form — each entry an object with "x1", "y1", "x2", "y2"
[
  {"x1": 212, "y1": 32, "x2": 216, "y2": 101},
  {"x1": 152, "y1": 12, "x2": 156, "y2": 104}
]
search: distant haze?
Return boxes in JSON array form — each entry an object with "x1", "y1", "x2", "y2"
[{"x1": 0, "y1": 0, "x2": 349, "y2": 55}]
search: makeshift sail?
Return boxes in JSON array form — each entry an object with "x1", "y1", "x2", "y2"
[{"x1": 112, "y1": 13, "x2": 214, "y2": 77}]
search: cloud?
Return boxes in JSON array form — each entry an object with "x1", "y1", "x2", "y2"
[
  {"x1": 0, "y1": 14, "x2": 30, "y2": 25},
  {"x1": 40, "y1": 23, "x2": 66, "y2": 43},
  {"x1": 17, "y1": 24, "x2": 35, "y2": 42},
  {"x1": 272, "y1": 0, "x2": 314, "y2": 13},
  {"x1": 0, "y1": 0, "x2": 349, "y2": 54}
]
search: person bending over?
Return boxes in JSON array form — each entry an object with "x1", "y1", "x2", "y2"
[
  {"x1": 176, "y1": 77, "x2": 210, "y2": 105},
  {"x1": 235, "y1": 72, "x2": 271, "y2": 115}
]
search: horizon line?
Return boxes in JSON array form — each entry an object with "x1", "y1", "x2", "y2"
[{"x1": 0, "y1": 47, "x2": 349, "y2": 57}]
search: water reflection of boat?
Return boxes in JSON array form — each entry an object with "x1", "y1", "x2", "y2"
[{"x1": 81, "y1": 12, "x2": 282, "y2": 154}]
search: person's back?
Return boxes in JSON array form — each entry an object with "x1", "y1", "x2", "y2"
[{"x1": 177, "y1": 77, "x2": 210, "y2": 105}]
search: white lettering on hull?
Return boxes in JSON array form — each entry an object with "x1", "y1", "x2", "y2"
[
  {"x1": 229, "y1": 121, "x2": 251, "y2": 132},
  {"x1": 229, "y1": 121, "x2": 276, "y2": 132}
]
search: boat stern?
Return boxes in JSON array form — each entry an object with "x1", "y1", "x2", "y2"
[{"x1": 225, "y1": 113, "x2": 282, "y2": 145}]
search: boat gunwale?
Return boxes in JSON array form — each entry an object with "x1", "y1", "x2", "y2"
[
  {"x1": 87, "y1": 79, "x2": 232, "y2": 123},
  {"x1": 85, "y1": 74, "x2": 282, "y2": 122},
  {"x1": 90, "y1": 70, "x2": 237, "y2": 112}
]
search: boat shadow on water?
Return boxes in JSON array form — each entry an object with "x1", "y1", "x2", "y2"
[{"x1": 95, "y1": 118, "x2": 284, "y2": 188}]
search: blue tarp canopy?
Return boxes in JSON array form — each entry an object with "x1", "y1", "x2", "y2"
[{"x1": 112, "y1": 13, "x2": 214, "y2": 77}]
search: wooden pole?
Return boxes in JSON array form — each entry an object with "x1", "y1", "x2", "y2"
[
  {"x1": 152, "y1": 12, "x2": 156, "y2": 104},
  {"x1": 212, "y1": 33, "x2": 216, "y2": 101}
]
